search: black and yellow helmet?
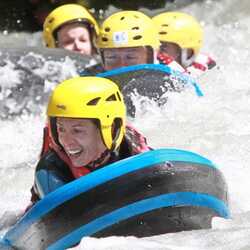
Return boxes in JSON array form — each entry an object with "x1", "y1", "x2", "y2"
[
  {"x1": 97, "y1": 11, "x2": 159, "y2": 50},
  {"x1": 153, "y1": 12, "x2": 203, "y2": 56},
  {"x1": 47, "y1": 76, "x2": 126, "y2": 150},
  {"x1": 43, "y1": 4, "x2": 99, "y2": 48}
]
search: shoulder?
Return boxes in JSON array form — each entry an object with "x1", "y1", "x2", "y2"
[
  {"x1": 118, "y1": 124, "x2": 151, "y2": 159},
  {"x1": 36, "y1": 150, "x2": 74, "y2": 181},
  {"x1": 194, "y1": 53, "x2": 216, "y2": 70},
  {"x1": 186, "y1": 53, "x2": 217, "y2": 77},
  {"x1": 34, "y1": 150, "x2": 74, "y2": 199},
  {"x1": 36, "y1": 150, "x2": 61, "y2": 170}
]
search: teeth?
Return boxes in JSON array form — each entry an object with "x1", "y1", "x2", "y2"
[{"x1": 67, "y1": 149, "x2": 82, "y2": 155}]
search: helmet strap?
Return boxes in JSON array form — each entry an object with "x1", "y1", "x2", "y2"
[
  {"x1": 181, "y1": 48, "x2": 196, "y2": 68},
  {"x1": 110, "y1": 118, "x2": 123, "y2": 151},
  {"x1": 84, "y1": 118, "x2": 123, "y2": 170},
  {"x1": 145, "y1": 46, "x2": 154, "y2": 64},
  {"x1": 99, "y1": 49, "x2": 106, "y2": 68},
  {"x1": 50, "y1": 117, "x2": 112, "y2": 172},
  {"x1": 84, "y1": 148, "x2": 111, "y2": 172}
]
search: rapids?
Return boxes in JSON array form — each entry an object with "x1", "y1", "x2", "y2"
[{"x1": 0, "y1": 0, "x2": 250, "y2": 249}]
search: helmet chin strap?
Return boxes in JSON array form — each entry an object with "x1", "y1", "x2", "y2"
[
  {"x1": 153, "y1": 50, "x2": 159, "y2": 64},
  {"x1": 82, "y1": 148, "x2": 111, "y2": 172},
  {"x1": 181, "y1": 48, "x2": 196, "y2": 68},
  {"x1": 83, "y1": 125, "x2": 121, "y2": 171}
]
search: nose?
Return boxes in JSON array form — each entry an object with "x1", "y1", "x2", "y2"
[
  {"x1": 60, "y1": 131, "x2": 76, "y2": 148},
  {"x1": 73, "y1": 39, "x2": 83, "y2": 50},
  {"x1": 117, "y1": 56, "x2": 129, "y2": 68}
]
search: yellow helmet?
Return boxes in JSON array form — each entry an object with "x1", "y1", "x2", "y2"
[
  {"x1": 47, "y1": 76, "x2": 126, "y2": 150},
  {"x1": 97, "y1": 11, "x2": 160, "y2": 49},
  {"x1": 152, "y1": 12, "x2": 203, "y2": 55},
  {"x1": 43, "y1": 4, "x2": 99, "y2": 48}
]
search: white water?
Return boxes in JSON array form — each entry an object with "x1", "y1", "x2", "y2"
[{"x1": 1, "y1": 0, "x2": 250, "y2": 249}]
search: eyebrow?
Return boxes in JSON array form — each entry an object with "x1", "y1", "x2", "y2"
[
  {"x1": 125, "y1": 49, "x2": 138, "y2": 53},
  {"x1": 57, "y1": 123, "x2": 87, "y2": 128},
  {"x1": 105, "y1": 48, "x2": 139, "y2": 55}
]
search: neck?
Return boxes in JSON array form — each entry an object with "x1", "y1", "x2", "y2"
[{"x1": 83, "y1": 149, "x2": 111, "y2": 172}]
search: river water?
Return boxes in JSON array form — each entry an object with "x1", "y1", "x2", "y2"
[{"x1": 0, "y1": 0, "x2": 250, "y2": 249}]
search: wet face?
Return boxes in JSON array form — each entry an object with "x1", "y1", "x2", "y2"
[
  {"x1": 160, "y1": 41, "x2": 182, "y2": 64},
  {"x1": 57, "y1": 118, "x2": 107, "y2": 167},
  {"x1": 57, "y1": 23, "x2": 92, "y2": 56},
  {"x1": 102, "y1": 47, "x2": 149, "y2": 71}
]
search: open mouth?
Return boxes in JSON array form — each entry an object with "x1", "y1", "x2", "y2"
[{"x1": 66, "y1": 149, "x2": 83, "y2": 158}]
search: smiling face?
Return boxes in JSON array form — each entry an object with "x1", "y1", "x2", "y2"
[
  {"x1": 102, "y1": 46, "x2": 149, "y2": 71},
  {"x1": 57, "y1": 23, "x2": 92, "y2": 55},
  {"x1": 57, "y1": 117, "x2": 107, "y2": 167}
]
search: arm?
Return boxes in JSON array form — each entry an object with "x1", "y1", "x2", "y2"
[{"x1": 35, "y1": 150, "x2": 74, "y2": 199}]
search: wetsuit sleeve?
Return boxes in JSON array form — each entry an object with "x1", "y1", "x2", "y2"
[
  {"x1": 79, "y1": 63, "x2": 104, "y2": 76},
  {"x1": 207, "y1": 56, "x2": 216, "y2": 70},
  {"x1": 33, "y1": 150, "x2": 74, "y2": 199}
]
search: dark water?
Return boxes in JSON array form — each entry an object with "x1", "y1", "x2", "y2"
[{"x1": 0, "y1": 0, "x2": 204, "y2": 31}]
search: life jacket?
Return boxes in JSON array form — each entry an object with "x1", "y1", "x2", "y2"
[
  {"x1": 157, "y1": 52, "x2": 216, "y2": 78},
  {"x1": 28, "y1": 122, "x2": 150, "y2": 204},
  {"x1": 186, "y1": 53, "x2": 216, "y2": 78},
  {"x1": 157, "y1": 53, "x2": 186, "y2": 73},
  {"x1": 40, "y1": 121, "x2": 150, "y2": 179}
]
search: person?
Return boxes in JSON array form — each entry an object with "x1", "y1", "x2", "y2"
[
  {"x1": 30, "y1": 1, "x2": 90, "y2": 28},
  {"x1": 29, "y1": 76, "x2": 150, "y2": 204},
  {"x1": 152, "y1": 11, "x2": 216, "y2": 77},
  {"x1": 43, "y1": 3, "x2": 99, "y2": 56},
  {"x1": 83, "y1": 10, "x2": 160, "y2": 74}
]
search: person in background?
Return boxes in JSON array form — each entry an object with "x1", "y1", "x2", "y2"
[
  {"x1": 152, "y1": 11, "x2": 216, "y2": 77},
  {"x1": 84, "y1": 10, "x2": 160, "y2": 74},
  {"x1": 29, "y1": 76, "x2": 150, "y2": 204},
  {"x1": 43, "y1": 4, "x2": 99, "y2": 56}
]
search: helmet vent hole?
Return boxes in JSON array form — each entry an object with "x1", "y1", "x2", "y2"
[
  {"x1": 48, "y1": 17, "x2": 54, "y2": 24},
  {"x1": 106, "y1": 94, "x2": 117, "y2": 101},
  {"x1": 159, "y1": 31, "x2": 167, "y2": 35},
  {"x1": 120, "y1": 16, "x2": 125, "y2": 20},
  {"x1": 105, "y1": 27, "x2": 110, "y2": 32},
  {"x1": 87, "y1": 97, "x2": 101, "y2": 106},
  {"x1": 162, "y1": 24, "x2": 169, "y2": 27},
  {"x1": 132, "y1": 26, "x2": 139, "y2": 30},
  {"x1": 133, "y1": 35, "x2": 142, "y2": 40},
  {"x1": 102, "y1": 37, "x2": 108, "y2": 42},
  {"x1": 116, "y1": 91, "x2": 121, "y2": 101}
]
